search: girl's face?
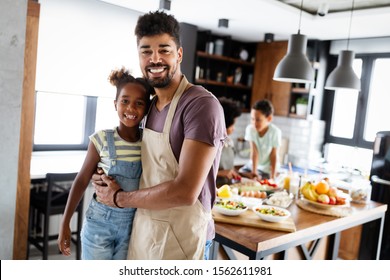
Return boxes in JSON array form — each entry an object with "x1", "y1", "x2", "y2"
[
  {"x1": 114, "y1": 83, "x2": 148, "y2": 128},
  {"x1": 250, "y1": 109, "x2": 272, "y2": 133}
]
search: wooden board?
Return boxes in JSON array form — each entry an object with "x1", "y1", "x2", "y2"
[{"x1": 212, "y1": 209, "x2": 296, "y2": 232}]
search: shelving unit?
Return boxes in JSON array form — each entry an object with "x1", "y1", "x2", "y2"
[{"x1": 194, "y1": 31, "x2": 257, "y2": 111}]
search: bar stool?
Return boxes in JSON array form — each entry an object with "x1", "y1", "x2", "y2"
[{"x1": 27, "y1": 172, "x2": 83, "y2": 259}]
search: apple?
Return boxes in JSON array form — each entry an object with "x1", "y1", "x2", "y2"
[
  {"x1": 327, "y1": 187, "x2": 338, "y2": 198},
  {"x1": 329, "y1": 196, "x2": 336, "y2": 205},
  {"x1": 317, "y1": 194, "x2": 330, "y2": 204}
]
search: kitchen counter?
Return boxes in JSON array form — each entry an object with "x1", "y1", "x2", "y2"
[{"x1": 210, "y1": 200, "x2": 387, "y2": 260}]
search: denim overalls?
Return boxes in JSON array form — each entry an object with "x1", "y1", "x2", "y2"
[{"x1": 81, "y1": 129, "x2": 141, "y2": 260}]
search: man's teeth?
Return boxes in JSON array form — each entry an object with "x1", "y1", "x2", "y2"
[{"x1": 149, "y1": 68, "x2": 164, "y2": 73}]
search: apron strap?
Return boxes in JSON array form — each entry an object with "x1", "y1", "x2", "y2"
[{"x1": 163, "y1": 76, "x2": 189, "y2": 134}]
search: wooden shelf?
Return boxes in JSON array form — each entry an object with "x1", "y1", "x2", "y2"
[
  {"x1": 289, "y1": 113, "x2": 306, "y2": 119},
  {"x1": 196, "y1": 78, "x2": 251, "y2": 90},
  {"x1": 291, "y1": 87, "x2": 310, "y2": 94},
  {"x1": 196, "y1": 51, "x2": 254, "y2": 66}
]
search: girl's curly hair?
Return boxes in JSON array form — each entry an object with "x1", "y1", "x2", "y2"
[{"x1": 108, "y1": 67, "x2": 154, "y2": 109}]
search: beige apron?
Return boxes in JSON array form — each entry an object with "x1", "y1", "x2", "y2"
[{"x1": 128, "y1": 76, "x2": 211, "y2": 260}]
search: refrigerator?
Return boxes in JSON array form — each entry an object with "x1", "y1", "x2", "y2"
[{"x1": 360, "y1": 131, "x2": 390, "y2": 259}]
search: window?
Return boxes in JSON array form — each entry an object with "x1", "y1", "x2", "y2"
[
  {"x1": 324, "y1": 54, "x2": 390, "y2": 172},
  {"x1": 32, "y1": 0, "x2": 141, "y2": 151},
  {"x1": 33, "y1": 91, "x2": 96, "y2": 151}
]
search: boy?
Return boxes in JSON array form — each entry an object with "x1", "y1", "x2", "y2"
[{"x1": 239, "y1": 99, "x2": 281, "y2": 180}]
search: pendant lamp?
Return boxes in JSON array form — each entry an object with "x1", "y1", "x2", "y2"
[
  {"x1": 273, "y1": 0, "x2": 314, "y2": 84},
  {"x1": 325, "y1": 0, "x2": 360, "y2": 91}
]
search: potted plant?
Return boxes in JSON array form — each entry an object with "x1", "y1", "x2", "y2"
[{"x1": 296, "y1": 97, "x2": 308, "y2": 116}]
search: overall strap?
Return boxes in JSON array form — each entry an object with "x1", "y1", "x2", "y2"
[{"x1": 105, "y1": 129, "x2": 117, "y2": 160}]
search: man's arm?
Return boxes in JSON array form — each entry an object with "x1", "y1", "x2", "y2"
[{"x1": 94, "y1": 138, "x2": 218, "y2": 209}]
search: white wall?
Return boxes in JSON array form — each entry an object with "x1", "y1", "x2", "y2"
[{"x1": 0, "y1": 0, "x2": 28, "y2": 259}]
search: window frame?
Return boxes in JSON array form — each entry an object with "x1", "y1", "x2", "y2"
[{"x1": 324, "y1": 52, "x2": 390, "y2": 150}]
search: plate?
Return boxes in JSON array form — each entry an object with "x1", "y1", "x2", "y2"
[
  {"x1": 214, "y1": 200, "x2": 248, "y2": 216},
  {"x1": 301, "y1": 198, "x2": 350, "y2": 209},
  {"x1": 239, "y1": 196, "x2": 263, "y2": 208},
  {"x1": 252, "y1": 205, "x2": 291, "y2": 223}
]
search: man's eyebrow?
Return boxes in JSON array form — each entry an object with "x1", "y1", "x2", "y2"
[{"x1": 139, "y1": 44, "x2": 172, "y2": 49}]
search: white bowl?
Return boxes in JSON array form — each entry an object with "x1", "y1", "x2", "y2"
[
  {"x1": 214, "y1": 200, "x2": 248, "y2": 216},
  {"x1": 252, "y1": 205, "x2": 291, "y2": 222},
  {"x1": 239, "y1": 196, "x2": 263, "y2": 208}
]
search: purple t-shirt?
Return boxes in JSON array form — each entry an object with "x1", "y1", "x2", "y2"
[{"x1": 145, "y1": 84, "x2": 226, "y2": 240}]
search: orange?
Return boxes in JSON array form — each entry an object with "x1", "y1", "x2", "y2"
[{"x1": 315, "y1": 180, "x2": 330, "y2": 194}]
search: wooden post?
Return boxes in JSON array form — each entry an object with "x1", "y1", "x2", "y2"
[{"x1": 13, "y1": 0, "x2": 40, "y2": 259}]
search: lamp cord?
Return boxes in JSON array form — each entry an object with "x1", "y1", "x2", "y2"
[
  {"x1": 298, "y1": 0, "x2": 303, "y2": 34},
  {"x1": 347, "y1": 0, "x2": 355, "y2": 50}
]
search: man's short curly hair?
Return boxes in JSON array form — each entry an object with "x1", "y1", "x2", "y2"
[{"x1": 135, "y1": 10, "x2": 181, "y2": 48}]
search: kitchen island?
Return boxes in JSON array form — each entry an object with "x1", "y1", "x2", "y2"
[{"x1": 210, "y1": 200, "x2": 386, "y2": 260}]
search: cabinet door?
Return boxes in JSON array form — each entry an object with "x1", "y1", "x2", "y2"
[{"x1": 251, "y1": 42, "x2": 291, "y2": 116}]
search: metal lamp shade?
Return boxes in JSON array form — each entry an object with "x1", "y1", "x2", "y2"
[
  {"x1": 273, "y1": 34, "x2": 314, "y2": 83},
  {"x1": 325, "y1": 50, "x2": 361, "y2": 91}
]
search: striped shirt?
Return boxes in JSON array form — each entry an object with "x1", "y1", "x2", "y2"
[{"x1": 89, "y1": 128, "x2": 142, "y2": 175}]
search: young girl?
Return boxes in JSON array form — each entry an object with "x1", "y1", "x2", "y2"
[{"x1": 58, "y1": 67, "x2": 154, "y2": 259}]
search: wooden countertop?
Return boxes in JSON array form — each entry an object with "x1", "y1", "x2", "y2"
[{"x1": 215, "y1": 200, "x2": 387, "y2": 256}]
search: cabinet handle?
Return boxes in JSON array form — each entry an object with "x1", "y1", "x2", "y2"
[{"x1": 371, "y1": 175, "x2": 390, "y2": 187}]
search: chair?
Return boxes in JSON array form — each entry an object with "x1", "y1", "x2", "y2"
[{"x1": 27, "y1": 172, "x2": 83, "y2": 260}]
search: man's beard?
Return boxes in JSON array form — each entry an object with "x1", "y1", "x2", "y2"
[{"x1": 145, "y1": 64, "x2": 177, "y2": 88}]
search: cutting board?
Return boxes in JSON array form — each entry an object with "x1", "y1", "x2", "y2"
[{"x1": 212, "y1": 209, "x2": 296, "y2": 232}]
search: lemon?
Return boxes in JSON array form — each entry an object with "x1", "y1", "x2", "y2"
[{"x1": 217, "y1": 184, "x2": 232, "y2": 198}]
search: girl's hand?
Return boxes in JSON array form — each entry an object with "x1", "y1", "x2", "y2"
[{"x1": 58, "y1": 225, "x2": 72, "y2": 256}]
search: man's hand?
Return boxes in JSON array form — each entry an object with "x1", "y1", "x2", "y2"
[
  {"x1": 91, "y1": 167, "x2": 107, "y2": 187},
  {"x1": 93, "y1": 174, "x2": 121, "y2": 207}
]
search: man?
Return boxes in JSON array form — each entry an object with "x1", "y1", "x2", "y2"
[{"x1": 93, "y1": 11, "x2": 226, "y2": 260}]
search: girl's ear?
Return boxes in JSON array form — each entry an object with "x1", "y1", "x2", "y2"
[{"x1": 114, "y1": 100, "x2": 118, "y2": 111}]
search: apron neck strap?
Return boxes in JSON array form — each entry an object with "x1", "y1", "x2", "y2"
[{"x1": 163, "y1": 76, "x2": 189, "y2": 134}]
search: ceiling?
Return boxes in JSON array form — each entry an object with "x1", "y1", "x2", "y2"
[{"x1": 100, "y1": 0, "x2": 390, "y2": 42}]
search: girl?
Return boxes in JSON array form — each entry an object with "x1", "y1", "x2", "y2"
[{"x1": 58, "y1": 67, "x2": 154, "y2": 259}]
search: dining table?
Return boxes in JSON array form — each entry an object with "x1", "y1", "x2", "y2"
[{"x1": 210, "y1": 199, "x2": 387, "y2": 260}]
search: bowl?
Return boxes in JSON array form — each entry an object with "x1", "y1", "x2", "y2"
[
  {"x1": 264, "y1": 191, "x2": 293, "y2": 208},
  {"x1": 214, "y1": 200, "x2": 248, "y2": 216},
  {"x1": 252, "y1": 205, "x2": 291, "y2": 222},
  {"x1": 239, "y1": 196, "x2": 263, "y2": 208}
]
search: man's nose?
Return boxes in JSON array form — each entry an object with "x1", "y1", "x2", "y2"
[{"x1": 150, "y1": 52, "x2": 162, "y2": 64}]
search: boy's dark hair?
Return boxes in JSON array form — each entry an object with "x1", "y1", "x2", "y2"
[
  {"x1": 108, "y1": 67, "x2": 154, "y2": 109},
  {"x1": 134, "y1": 10, "x2": 181, "y2": 48},
  {"x1": 219, "y1": 97, "x2": 242, "y2": 128},
  {"x1": 252, "y1": 99, "x2": 274, "y2": 117}
]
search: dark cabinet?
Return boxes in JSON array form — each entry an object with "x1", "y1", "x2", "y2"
[{"x1": 194, "y1": 31, "x2": 257, "y2": 110}]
